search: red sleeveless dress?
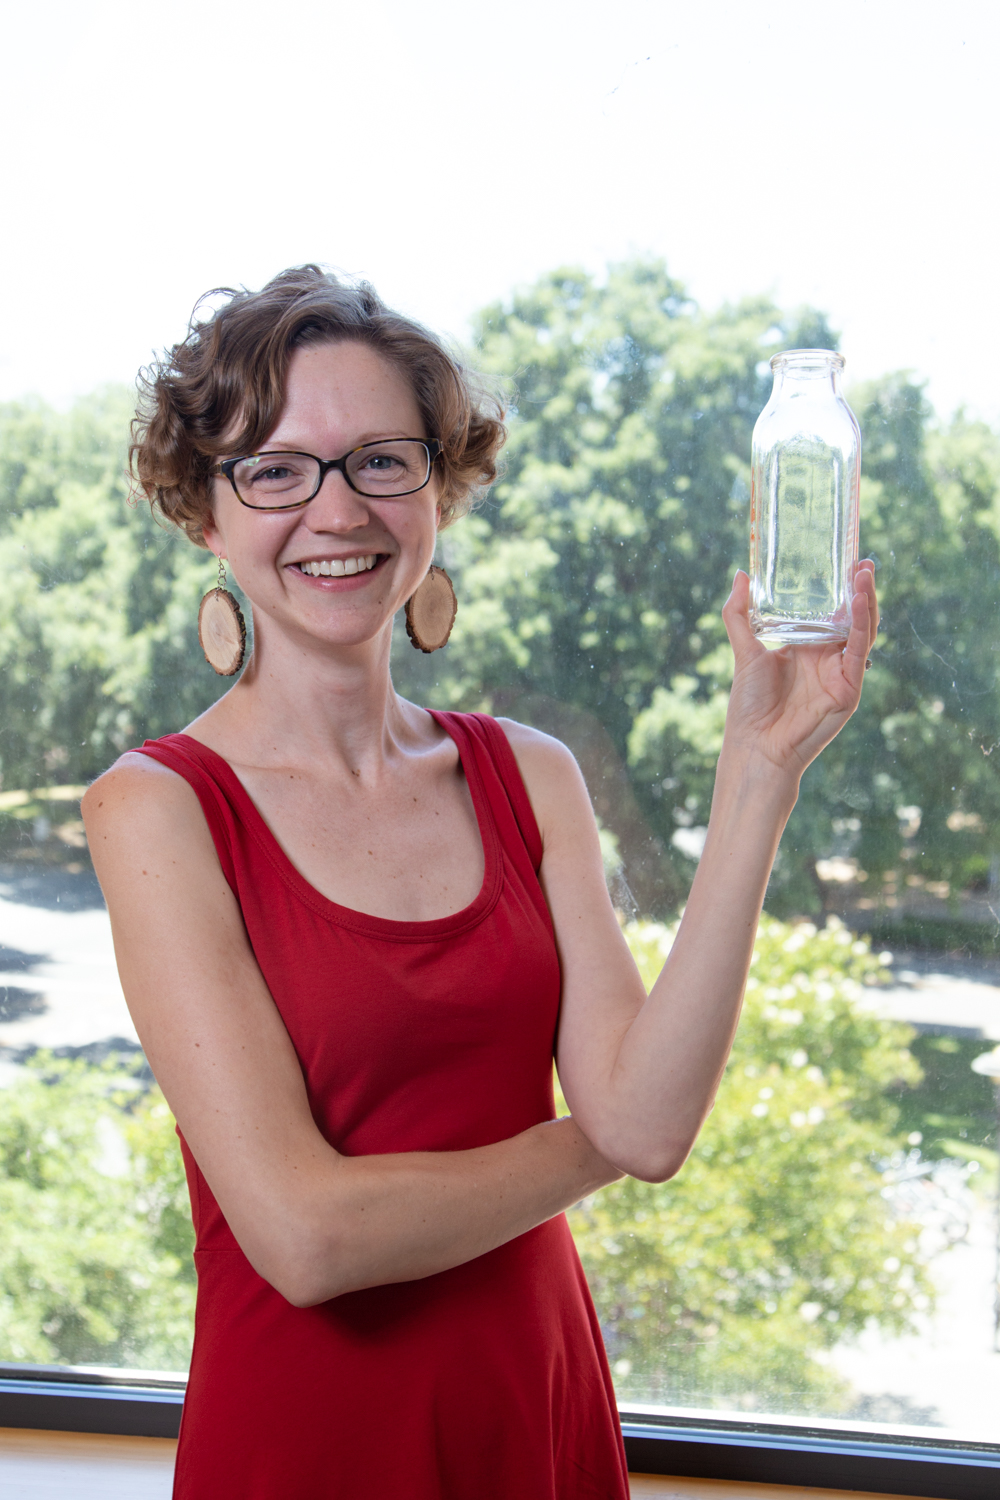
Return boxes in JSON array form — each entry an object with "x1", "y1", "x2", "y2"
[{"x1": 135, "y1": 713, "x2": 628, "y2": 1500}]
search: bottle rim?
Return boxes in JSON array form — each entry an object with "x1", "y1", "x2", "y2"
[{"x1": 770, "y1": 348, "x2": 845, "y2": 372}]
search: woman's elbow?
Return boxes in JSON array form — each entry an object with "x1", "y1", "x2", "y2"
[
  {"x1": 276, "y1": 1251, "x2": 390, "y2": 1307},
  {"x1": 240, "y1": 1216, "x2": 352, "y2": 1308},
  {"x1": 626, "y1": 1148, "x2": 690, "y2": 1184},
  {"x1": 276, "y1": 1275, "x2": 333, "y2": 1310},
  {"x1": 262, "y1": 1251, "x2": 359, "y2": 1308},
  {"x1": 595, "y1": 1129, "x2": 696, "y2": 1185}
]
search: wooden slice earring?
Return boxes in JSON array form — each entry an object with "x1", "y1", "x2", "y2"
[
  {"x1": 198, "y1": 557, "x2": 247, "y2": 676},
  {"x1": 404, "y1": 565, "x2": 457, "y2": 653}
]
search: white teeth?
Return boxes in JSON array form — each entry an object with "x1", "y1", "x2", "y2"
[{"x1": 300, "y1": 555, "x2": 378, "y2": 576}]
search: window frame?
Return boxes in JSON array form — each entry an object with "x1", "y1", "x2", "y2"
[
  {"x1": 1, "y1": 323, "x2": 997, "y2": 1495},
  {"x1": 1, "y1": 1365, "x2": 998, "y2": 1495}
]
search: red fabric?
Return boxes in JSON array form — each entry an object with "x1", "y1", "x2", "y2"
[{"x1": 135, "y1": 712, "x2": 628, "y2": 1500}]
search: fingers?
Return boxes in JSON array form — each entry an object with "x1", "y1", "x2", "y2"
[
  {"x1": 721, "y1": 570, "x2": 765, "y2": 666},
  {"x1": 722, "y1": 566, "x2": 878, "y2": 685},
  {"x1": 854, "y1": 559, "x2": 880, "y2": 654},
  {"x1": 840, "y1": 587, "x2": 873, "y2": 691}
]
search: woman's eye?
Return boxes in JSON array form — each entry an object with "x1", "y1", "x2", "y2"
[
  {"x1": 363, "y1": 454, "x2": 402, "y2": 472},
  {"x1": 247, "y1": 464, "x2": 299, "y2": 487}
]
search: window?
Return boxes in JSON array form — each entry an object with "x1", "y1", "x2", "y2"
[{"x1": 1, "y1": 2, "x2": 998, "y2": 1489}]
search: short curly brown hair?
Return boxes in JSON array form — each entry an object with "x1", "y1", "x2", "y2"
[{"x1": 130, "y1": 265, "x2": 506, "y2": 547}]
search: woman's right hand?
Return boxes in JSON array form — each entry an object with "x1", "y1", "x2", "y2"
[{"x1": 83, "y1": 757, "x2": 619, "y2": 1306}]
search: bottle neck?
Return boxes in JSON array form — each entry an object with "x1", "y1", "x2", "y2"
[{"x1": 773, "y1": 362, "x2": 842, "y2": 399}]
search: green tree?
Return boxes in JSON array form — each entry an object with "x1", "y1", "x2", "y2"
[
  {"x1": 0, "y1": 1055, "x2": 193, "y2": 1369},
  {"x1": 398, "y1": 263, "x2": 779, "y2": 910},
  {"x1": 390, "y1": 262, "x2": 1000, "y2": 920},
  {"x1": 834, "y1": 396, "x2": 1000, "y2": 894},
  {"x1": 564, "y1": 917, "x2": 932, "y2": 1413},
  {"x1": 0, "y1": 389, "x2": 246, "y2": 801}
]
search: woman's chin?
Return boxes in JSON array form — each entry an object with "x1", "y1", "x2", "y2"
[{"x1": 257, "y1": 608, "x2": 398, "y2": 658}]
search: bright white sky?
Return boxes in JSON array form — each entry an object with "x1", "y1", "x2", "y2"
[{"x1": 1, "y1": 0, "x2": 997, "y2": 422}]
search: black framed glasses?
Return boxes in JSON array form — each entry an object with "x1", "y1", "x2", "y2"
[{"x1": 213, "y1": 438, "x2": 442, "y2": 511}]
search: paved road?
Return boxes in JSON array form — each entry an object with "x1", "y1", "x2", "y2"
[
  {"x1": 860, "y1": 951, "x2": 1000, "y2": 1040},
  {"x1": 830, "y1": 1196, "x2": 1000, "y2": 1442},
  {"x1": 3, "y1": 864, "x2": 999, "y2": 1062},
  {"x1": 0, "y1": 865, "x2": 138, "y2": 1083}
]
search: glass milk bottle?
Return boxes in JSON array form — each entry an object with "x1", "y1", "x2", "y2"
[{"x1": 749, "y1": 349, "x2": 861, "y2": 644}]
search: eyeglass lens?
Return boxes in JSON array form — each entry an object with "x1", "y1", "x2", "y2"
[{"x1": 232, "y1": 441, "x2": 431, "y2": 506}]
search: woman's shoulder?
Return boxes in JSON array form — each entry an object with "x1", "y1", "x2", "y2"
[
  {"x1": 82, "y1": 749, "x2": 231, "y2": 931},
  {"x1": 492, "y1": 716, "x2": 580, "y2": 776},
  {"x1": 85, "y1": 746, "x2": 188, "y2": 793},
  {"x1": 488, "y1": 718, "x2": 590, "y2": 838},
  {"x1": 81, "y1": 747, "x2": 208, "y2": 843}
]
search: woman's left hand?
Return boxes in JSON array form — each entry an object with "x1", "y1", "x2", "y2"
[{"x1": 720, "y1": 560, "x2": 879, "y2": 783}]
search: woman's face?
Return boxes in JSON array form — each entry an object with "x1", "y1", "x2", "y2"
[{"x1": 203, "y1": 340, "x2": 440, "y2": 656}]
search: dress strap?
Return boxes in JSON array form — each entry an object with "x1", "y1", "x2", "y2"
[
  {"x1": 469, "y1": 714, "x2": 545, "y2": 873},
  {"x1": 428, "y1": 712, "x2": 545, "y2": 874}
]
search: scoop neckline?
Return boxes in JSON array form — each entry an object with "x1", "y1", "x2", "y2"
[{"x1": 167, "y1": 712, "x2": 503, "y2": 942}]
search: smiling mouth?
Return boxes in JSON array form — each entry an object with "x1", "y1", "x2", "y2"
[{"x1": 295, "y1": 554, "x2": 381, "y2": 577}]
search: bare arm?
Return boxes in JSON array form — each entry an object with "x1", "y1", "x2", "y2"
[
  {"x1": 504, "y1": 565, "x2": 880, "y2": 1183},
  {"x1": 82, "y1": 761, "x2": 620, "y2": 1308}
]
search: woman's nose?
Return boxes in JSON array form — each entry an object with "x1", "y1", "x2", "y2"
[{"x1": 305, "y1": 469, "x2": 372, "y2": 530}]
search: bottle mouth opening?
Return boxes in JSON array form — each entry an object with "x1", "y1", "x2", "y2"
[{"x1": 770, "y1": 348, "x2": 845, "y2": 372}]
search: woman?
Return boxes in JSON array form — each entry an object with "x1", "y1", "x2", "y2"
[{"x1": 83, "y1": 266, "x2": 878, "y2": 1499}]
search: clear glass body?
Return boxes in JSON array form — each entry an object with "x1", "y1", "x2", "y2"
[{"x1": 749, "y1": 349, "x2": 861, "y2": 644}]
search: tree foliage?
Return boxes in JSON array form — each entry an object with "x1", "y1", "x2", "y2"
[
  {"x1": 0, "y1": 1055, "x2": 193, "y2": 1369},
  {"x1": 565, "y1": 918, "x2": 931, "y2": 1412},
  {"x1": 0, "y1": 922, "x2": 932, "y2": 1413},
  {"x1": 390, "y1": 263, "x2": 1000, "y2": 915},
  {"x1": 0, "y1": 389, "x2": 245, "y2": 799}
]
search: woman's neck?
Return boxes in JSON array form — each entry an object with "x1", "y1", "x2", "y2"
[{"x1": 184, "y1": 615, "x2": 428, "y2": 778}]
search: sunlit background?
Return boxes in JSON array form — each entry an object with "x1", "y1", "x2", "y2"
[{"x1": 0, "y1": 0, "x2": 996, "y2": 419}]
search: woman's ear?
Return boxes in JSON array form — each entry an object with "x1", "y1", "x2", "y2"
[{"x1": 201, "y1": 515, "x2": 222, "y2": 558}]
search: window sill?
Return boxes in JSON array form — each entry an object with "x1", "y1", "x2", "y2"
[
  {"x1": 0, "y1": 1432, "x2": 961, "y2": 1500},
  {"x1": 619, "y1": 1408, "x2": 1000, "y2": 1499},
  {"x1": 0, "y1": 1427, "x2": 175, "y2": 1498},
  {"x1": 1, "y1": 1367, "x2": 998, "y2": 1497}
]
